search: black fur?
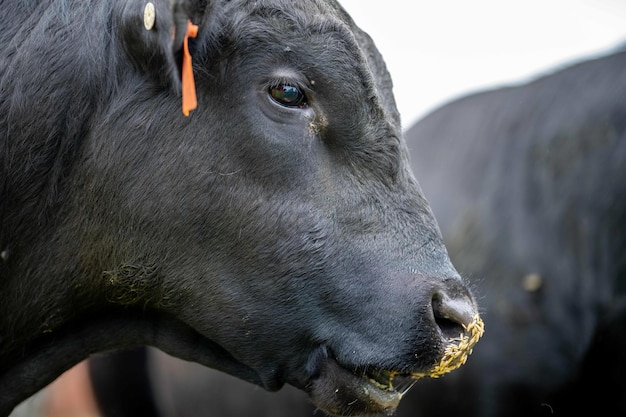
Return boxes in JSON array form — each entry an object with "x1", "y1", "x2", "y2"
[{"x1": 0, "y1": 1, "x2": 480, "y2": 416}]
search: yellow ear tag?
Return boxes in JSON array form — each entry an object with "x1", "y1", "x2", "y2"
[{"x1": 143, "y1": 3, "x2": 156, "y2": 31}]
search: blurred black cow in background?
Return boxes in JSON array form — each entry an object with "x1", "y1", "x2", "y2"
[
  {"x1": 20, "y1": 44, "x2": 626, "y2": 417},
  {"x1": 401, "y1": 45, "x2": 626, "y2": 417}
]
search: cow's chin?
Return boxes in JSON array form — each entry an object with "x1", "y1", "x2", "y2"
[{"x1": 306, "y1": 353, "x2": 417, "y2": 417}]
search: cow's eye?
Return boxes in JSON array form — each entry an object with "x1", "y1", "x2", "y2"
[{"x1": 269, "y1": 84, "x2": 307, "y2": 108}]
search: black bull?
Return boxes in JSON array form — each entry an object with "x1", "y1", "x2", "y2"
[
  {"x1": 0, "y1": 1, "x2": 483, "y2": 416},
  {"x1": 85, "y1": 47, "x2": 626, "y2": 416}
]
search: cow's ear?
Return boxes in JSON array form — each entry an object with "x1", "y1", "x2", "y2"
[{"x1": 116, "y1": 1, "x2": 196, "y2": 98}]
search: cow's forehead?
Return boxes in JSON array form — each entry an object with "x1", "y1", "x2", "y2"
[
  {"x1": 208, "y1": 0, "x2": 359, "y2": 54},
  {"x1": 214, "y1": 0, "x2": 350, "y2": 24}
]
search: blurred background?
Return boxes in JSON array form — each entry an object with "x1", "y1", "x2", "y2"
[{"x1": 340, "y1": 0, "x2": 626, "y2": 128}]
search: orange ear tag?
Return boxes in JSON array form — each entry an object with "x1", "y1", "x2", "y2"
[{"x1": 182, "y1": 20, "x2": 199, "y2": 116}]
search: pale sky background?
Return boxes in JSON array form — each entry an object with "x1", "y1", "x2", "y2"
[{"x1": 338, "y1": 0, "x2": 626, "y2": 130}]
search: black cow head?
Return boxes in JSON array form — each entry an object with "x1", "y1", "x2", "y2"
[{"x1": 0, "y1": 1, "x2": 482, "y2": 415}]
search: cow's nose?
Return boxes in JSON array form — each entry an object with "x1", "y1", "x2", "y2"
[{"x1": 430, "y1": 282, "x2": 478, "y2": 341}]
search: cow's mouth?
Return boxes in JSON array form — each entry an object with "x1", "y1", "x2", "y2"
[
  {"x1": 307, "y1": 314, "x2": 484, "y2": 416},
  {"x1": 306, "y1": 354, "x2": 404, "y2": 416}
]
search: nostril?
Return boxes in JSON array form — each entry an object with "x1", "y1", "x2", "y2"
[
  {"x1": 431, "y1": 292, "x2": 476, "y2": 340},
  {"x1": 434, "y1": 315, "x2": 465, "y2": 340}
]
